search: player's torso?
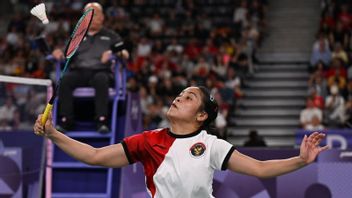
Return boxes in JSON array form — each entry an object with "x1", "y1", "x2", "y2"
[{"x1": 147, "y1": 130, "x2": 215, "y2": 198}]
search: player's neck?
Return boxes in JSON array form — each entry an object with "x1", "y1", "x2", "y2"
[{"x1": 169, "y1": 122, "x2": 199, "y2": 135}]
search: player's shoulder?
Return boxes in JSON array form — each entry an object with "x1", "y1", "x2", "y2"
[
  {"x1": 143, "y1": 128, "x2": 168, "y2": 137},
  {"x1": 124, "y1": 128, "x2": 168, "y2": 144},
  {"x1": 142, "y1": 128, "x2": 171, "y2": 145},
  {"x1": 199, "y1": 130, "x2": 218, "y2": 140},
  {"x1": 196, "y1": 130, "x2": 228, "y2": 145}
]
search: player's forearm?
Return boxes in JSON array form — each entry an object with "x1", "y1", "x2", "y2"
[
  {"x1": 48, "y1": 130, "x2": 98, "y2": 165},
  {"x1": 257, "y1": 156, "x2": 307, "y2": 178}
]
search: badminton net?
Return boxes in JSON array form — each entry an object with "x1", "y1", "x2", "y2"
[{"x1": 0, "y1": 75, "x2": 52, "y2": 131}]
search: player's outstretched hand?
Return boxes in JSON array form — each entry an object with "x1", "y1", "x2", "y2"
[
  {"x1": 33, "y1": 113, "x2": 56, "y2": 137},
  {"x1": 299, "y1": 132, "x2": 329, "y2": 164}
]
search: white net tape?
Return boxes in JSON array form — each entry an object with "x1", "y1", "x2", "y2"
[{"x1": 0, "y1": 75, "x2": 52, "y2": 86}]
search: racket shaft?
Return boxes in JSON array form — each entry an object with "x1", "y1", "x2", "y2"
[{"x1": 41, "y1": 103, "x2": 53, "y2": 126}]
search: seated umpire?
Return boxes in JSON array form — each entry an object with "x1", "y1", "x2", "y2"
[{"x1": 52, "y1": 2, "x2": 129, "y2": 133}]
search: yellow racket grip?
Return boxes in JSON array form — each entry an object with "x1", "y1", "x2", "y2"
[{"x1": 41, "y1": 103, "x2": 53, "y2": 126}]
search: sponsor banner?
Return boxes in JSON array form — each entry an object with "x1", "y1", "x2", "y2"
[
  {"x1": 0, "y1": 147, "x2": 22, "y2": 198},
  {"x1": 0, "y1": 132, "x2": 44, "y2": 198},
  {"x1": 296, "y1": 129, "x2": 352, "y2": 149},
  {"x1": 214, "y1": 148, "x2": 352, "y2": 198}
]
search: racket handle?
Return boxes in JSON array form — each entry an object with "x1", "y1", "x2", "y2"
[{"x1": 41, "y1": 103, "x2": 53, "y2": 126}]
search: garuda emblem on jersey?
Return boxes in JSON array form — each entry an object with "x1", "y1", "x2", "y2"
[{"x1": 190, "y1": 142, "x2": 206, "y2": 157}]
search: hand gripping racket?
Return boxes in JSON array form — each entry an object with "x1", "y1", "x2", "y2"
[{"x1": 41, "y1": 8, "x2": 94, "y2": 126}]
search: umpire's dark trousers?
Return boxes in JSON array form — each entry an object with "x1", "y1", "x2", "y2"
[{"x1": 58, "y1": 69, "x2": 113, "y2": 120}]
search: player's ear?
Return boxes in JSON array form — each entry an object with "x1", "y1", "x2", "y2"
[{"x1": 196, "y1": 111, "x2": 208, "y2": 122}]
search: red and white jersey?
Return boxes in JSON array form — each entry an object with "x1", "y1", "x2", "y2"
[{"x1": 122, "y1": 128, "x2": 235, "y2": 198}]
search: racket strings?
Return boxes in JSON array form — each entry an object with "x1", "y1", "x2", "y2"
[{"x1": 66, "y1": 10, "x2": 94, "y2": 57}]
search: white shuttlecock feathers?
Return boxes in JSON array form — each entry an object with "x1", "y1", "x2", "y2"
[{"x1": 30, "y1": 3, "x2": 49, "y2": 24}]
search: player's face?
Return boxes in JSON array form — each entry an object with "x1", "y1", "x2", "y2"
[{"x1": 167, "y1": 87, "x2": 203, "y2": 123}]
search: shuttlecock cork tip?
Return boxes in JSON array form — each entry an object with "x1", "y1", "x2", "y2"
[
  {"x1": 30, "y1": 3, "x2": 49, "y2": 24},
  {"x1": 42, "y1": 19, "x2": 49, "y2": 24}
]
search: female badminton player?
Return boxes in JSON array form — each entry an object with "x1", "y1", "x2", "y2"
[{"x1": 34, "y1": 86, "x2": 328, "y2": 198}]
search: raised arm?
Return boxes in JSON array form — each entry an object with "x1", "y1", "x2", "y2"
[
  {"x1": 227, "y1": 132, "x2": 328, "y2": 178},
  {"x1": 34, "y1": 114, "x2": 129, "y2": 168}
]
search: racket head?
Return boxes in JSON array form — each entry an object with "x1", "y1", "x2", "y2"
[{"x1": 64, "y1": 8, "x2": 94, "y2": 58}]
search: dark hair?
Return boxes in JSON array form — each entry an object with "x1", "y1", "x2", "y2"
[{"x1": 197, "y1": 86, "x2": 219, "y2": 129}]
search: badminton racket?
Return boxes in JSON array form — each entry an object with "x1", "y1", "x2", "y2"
[{"x1": 41, "y1": 8, "x2": 94, "y2": 126}]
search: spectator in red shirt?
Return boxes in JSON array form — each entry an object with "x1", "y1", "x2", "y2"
[
  {"x1": 184, "y1": 39, "x2": 201, "y2": 61},
  {"x1": 338, "y1": 4, "x2": 352, "y2": 30},
  {"x1": 309, "y1": 87, "x2": 324, "y2": 109}
]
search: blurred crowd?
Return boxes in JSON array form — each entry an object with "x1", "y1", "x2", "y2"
[
  {"x1": 0, "y1": 0, "x2": 268, "y2": 135},
  {"x1": 0, "y1": 84, "x2": 46, "y2": 131},
  {"x1": 301, "y1": 0, "x2": 352, "y2": 130}
]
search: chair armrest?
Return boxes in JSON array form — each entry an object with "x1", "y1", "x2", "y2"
[{"x1": 111, "y1": 55, "x2": 127, "y2": 100}]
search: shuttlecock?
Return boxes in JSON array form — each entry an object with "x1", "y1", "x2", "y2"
[{"x1": 30, "y1": 3, "x2": 49, "y2": 24}]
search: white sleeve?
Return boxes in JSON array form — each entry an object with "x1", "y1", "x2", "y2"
[{"x1": 210, "y1": 138, "x2": 235, "y2": 171}]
